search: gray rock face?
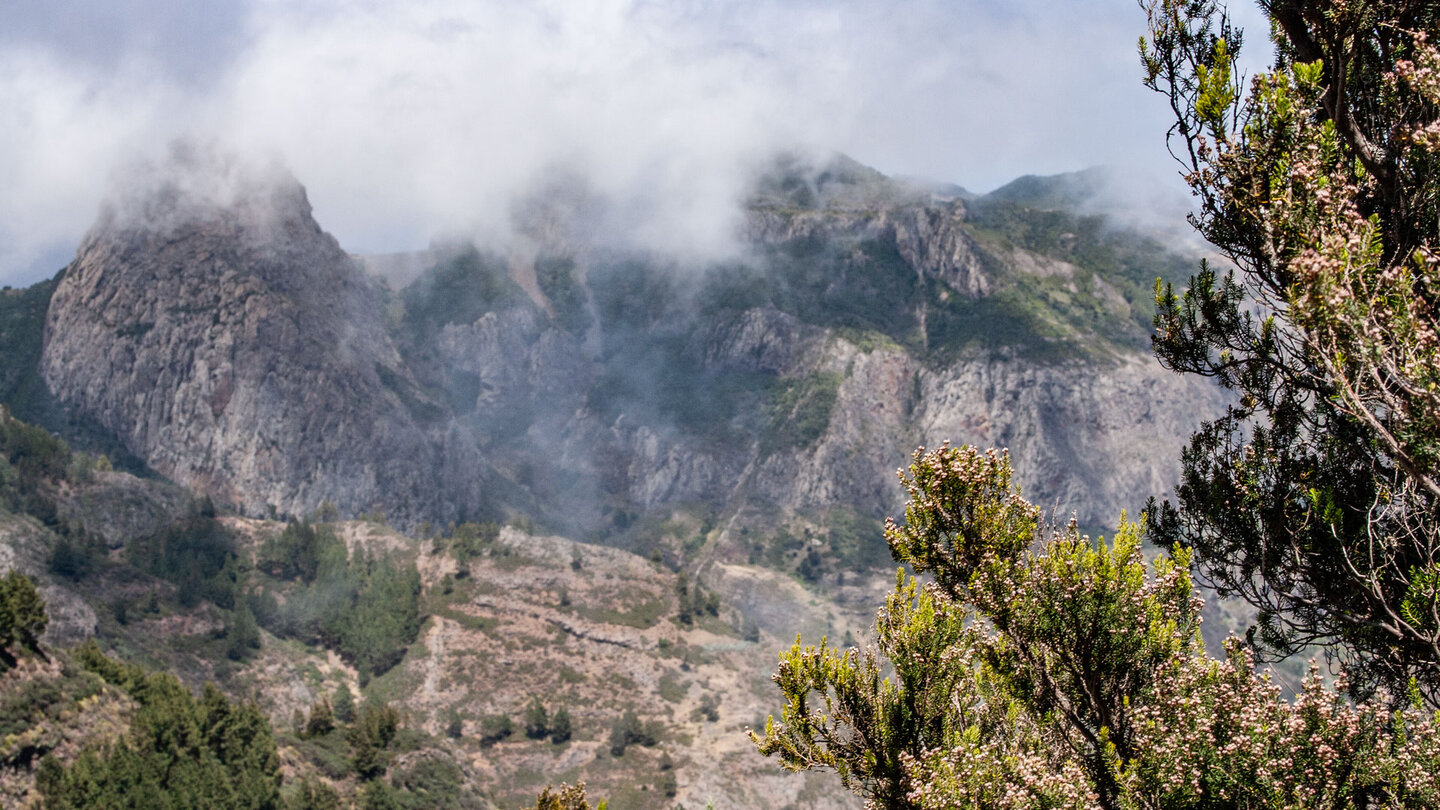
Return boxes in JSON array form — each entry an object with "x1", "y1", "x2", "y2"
[
  {"x1": 703, "y1": 307, "x2": 823, "y2": 375},
  {"x1": 639, "y1": 332, "x2": 1222, "y2": 529},
  {"x1": 744, "y1": 201, "x2": 988, "y2": 298},
  {"x1": 40, "y1": 152, "x2": 445, "y2": 527},
  {"x1": 916, "y1": 353, "x2": 1218, "y2": 522},
  {"x1": 435, "y1": 307, "x2": 590, "y2": 421}
]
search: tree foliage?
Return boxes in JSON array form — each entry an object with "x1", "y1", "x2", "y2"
[
  {"x1": 548, "y1": 706, "x2": 572, "y2": 745},
  {"x1": 258, "y1": 520, "x2": 347, "y2": 585},
  {"x1": 606, "y1": 709, "x2": 661, "y2": 757},
  {"x1": 333, "y1": 683, "x2": 356, "y2": 725},
  {"x1": 526, "y1": 782, "x2": 606, "y2": 810},
  {"x1": 0, "y1": 404, "x2": 71, "y2": 521},
  {"x1": 754, "y1": 444, "x2": 1440, "y2": 809},
  {"x1": 347, "y1": 701, "x2": 400, "y2": 781},
  {"x1": 40, "y1": 642, "x2": 281, "y2": 809},
  {"x1": 523, "y1": 698, "x2": 549, "y2": 740},
  {"x1": 258, "y1": 521, "x2": 423, "y2": 680},
  {"x1": 0, "y1": 569, "x2": 47, "y2": 660},
  {"x1": 1140, "y1": 0, "x2": 1440, "y2": 703},
  {"x1": 130, "y1": 515, "x2": 243, "y2": 610}
]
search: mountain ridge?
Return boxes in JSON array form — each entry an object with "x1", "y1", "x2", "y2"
[{"x1": 31, "y1": 151, "x2": 1224, "y2": 566}]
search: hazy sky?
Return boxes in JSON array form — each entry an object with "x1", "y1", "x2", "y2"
[{"x1": 0, "y1": 0, "x2": 1270, "y2": 286}]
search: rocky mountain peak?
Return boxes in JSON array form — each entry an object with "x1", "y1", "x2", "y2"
[{"x1": 40, "y1": 148, "x2": 451, "y2": 527}]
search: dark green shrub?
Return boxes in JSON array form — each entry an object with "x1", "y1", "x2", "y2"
[
  {"x1": 348, "y1": 702, "x2": 400, "y2": 780},
  {"x1": 523, "y1": 698, "x2": 548, "y2": 739},
  {"x1": 607, "y1": 709, "x2": 660, "y2": 757},
  {"x1": 696, "y1": 694, "x2": 720, "y2": 723},
  {"x1": 548, "y1": 706, "x2": 572, "y2": 744},
  {"x1": 478, "y1": 714, "x2": 512, "y2": 747}
]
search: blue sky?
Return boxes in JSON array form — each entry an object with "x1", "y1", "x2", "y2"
[{"x1": 0, "y1": 0, "x2": 1271, "y2": 286}]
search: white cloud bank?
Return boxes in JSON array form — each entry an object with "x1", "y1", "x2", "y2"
[{"x1": 0, "y1": 0, "x2": 1275, "y2": 286}]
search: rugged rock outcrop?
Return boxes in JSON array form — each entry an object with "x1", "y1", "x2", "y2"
[
  {"x1": 40, "y1": 149, "x2": 451, "y2": 527},
  {"x1": 56, "y1": 471, "x2": 198, "y2": 550},
  {"x1": 744, "y1": 202, "x2": 989, "y2": 298}
]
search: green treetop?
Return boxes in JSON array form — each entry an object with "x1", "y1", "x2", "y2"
[{"x1": 0, "y1": 569, "x2": 47, "y2": 662}]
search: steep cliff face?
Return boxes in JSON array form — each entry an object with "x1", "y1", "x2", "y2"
[
  {"x1": 606, "y1": 319, "x2": 1223, "y2": 533},
  {"x1": 40, "y1": 150, "x2": 448, "y2": 526},
  {"x1": 744, "y1": 202, "x2": 988, "y2": 298},
  {"x1": 36, "y1": 152, "x2": 1223, "y2": 548}
]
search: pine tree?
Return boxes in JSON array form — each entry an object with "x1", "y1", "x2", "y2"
[
  {"x1": 524, "y1": 697, "x2": 549, "y2": 739},
  {"x1": 40, "y1": 649, "x2": 281, "y2": 809},
  {"x1": 347, "y1": 702, "x2": 399, "y2": 780},
  {"x1": 548, "y1": 706, "x2": 572, "y2": 744},
  {"x1": 304, "y1": 697, "x2": 335, "y2": 738},
  {"x1": 333, "y1": 683, "x2": 356, "y2": 725},
  {"x1": 226, "y1": 602, "x2": 261, "y2": 661},
  {"x1": 0, "y1": 569, "x2": 46, "y2": 658}
]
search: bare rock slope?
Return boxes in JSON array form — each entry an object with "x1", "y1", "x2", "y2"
[{"x1": 40, "y1": 152, "x2": 450, "y2": 527}]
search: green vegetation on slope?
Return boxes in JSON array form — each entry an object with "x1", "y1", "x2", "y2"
[
  {"x1": 255, "y1": 520, "x2": 423, "y2": 682},
  {"x1": 398, "y1": 247, "x2": 530, "y2": 344},
  {"x1": 965, "y1": 196, "x2": 1193, "y2": 343},
  {"x1": 764, "y1": 371, "x2": 841, "y2": 452},
  {"x1": 38, "y1": 641, "x2": 282, "y2": 810}
]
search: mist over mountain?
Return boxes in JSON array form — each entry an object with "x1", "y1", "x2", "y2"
[
  {"x1": 3, "y1": 0, "x2": 1273, "y2": 289},
  {"x1": 25, "y1": 147, "x2": 1224, "y2": 566}
]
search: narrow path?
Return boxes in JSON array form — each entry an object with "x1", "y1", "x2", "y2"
[{"x1": 421, "y1": 617, "x2": 449, "y2": 702}]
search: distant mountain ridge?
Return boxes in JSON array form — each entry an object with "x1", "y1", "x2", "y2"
[{"x1": 29, "y1": 150, "x2": 1225, "y2": 567}]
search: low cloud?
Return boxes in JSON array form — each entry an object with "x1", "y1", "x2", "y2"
[{"x1": 0, "y1": 0, "x2": 1276, "y2": 286}]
